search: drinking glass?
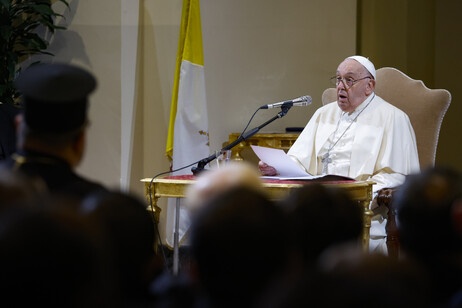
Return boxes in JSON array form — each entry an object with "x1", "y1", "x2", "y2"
[{"x1": 215, "y1": 150, "x2": 232, "y2": 168}]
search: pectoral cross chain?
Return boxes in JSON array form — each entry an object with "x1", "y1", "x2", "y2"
[{"x1": 321, "y1": 152, "x2": 332, "y2": 174}]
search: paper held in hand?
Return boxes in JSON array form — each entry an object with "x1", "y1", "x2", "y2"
[{"x1": 251, "y1": 145, "x2": 354, "y2": 181}]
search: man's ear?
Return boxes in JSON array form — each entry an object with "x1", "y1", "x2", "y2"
[{"x1": 366, "y1": 79, "x2": 376, "y2": 96}]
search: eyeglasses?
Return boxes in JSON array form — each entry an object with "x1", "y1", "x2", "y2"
[{"x1": 330, "y1": 76, "x2": 371, "y2": 89}]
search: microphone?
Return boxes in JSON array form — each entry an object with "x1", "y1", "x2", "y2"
[{"x1": 261, "y1": 95, "x2": 312, "y2": 109}]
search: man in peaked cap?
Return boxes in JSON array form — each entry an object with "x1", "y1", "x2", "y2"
[
  {"x1": 1, "y1": 63, "x2": 107, "y2": 200},
  {"x1": 259, "y1": 56, "x2": 420, "y2": 254}
]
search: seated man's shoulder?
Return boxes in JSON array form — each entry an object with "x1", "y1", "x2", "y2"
[
  {"x1": 317, "y1": 101, "x2": 340, "y2": 115},
  {"x1": 321, "y1": 101, "x2": 338, "y2": 109}
]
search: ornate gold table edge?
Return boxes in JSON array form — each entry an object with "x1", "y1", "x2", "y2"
[
  {"x1": 227, "y1": 132, "x2": 300, "y2": 161},
  {"x1": 141, "y1": 177, "x2": 375, "y2": 252}
]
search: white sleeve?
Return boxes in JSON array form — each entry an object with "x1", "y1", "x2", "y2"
[{"x1": 369, "y1": 170, "x2": 406, "y2": 194}]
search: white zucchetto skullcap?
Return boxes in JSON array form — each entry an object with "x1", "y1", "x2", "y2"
[{"x1": 346, "y1": 55, "x2": 376, "y2": 80}]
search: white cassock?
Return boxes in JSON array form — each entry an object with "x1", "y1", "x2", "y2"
[{"x1": 287, "y1": 93, "x2": 420, "y2": 253}]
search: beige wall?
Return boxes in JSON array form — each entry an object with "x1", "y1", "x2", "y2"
[
  {"x1": 359, "y1": 0, "x2": 435, "y2": 86},
  {"x1": 200, "y1": 0, "x2": 357, "y2": 150},
  {"x1": 434, "y1": 0, "x2": 462, "y2": 172},
  {"x1": 42, "y1": 0, "x2": 358, "y2": 240},
  {"x1": 45, "y1": 0, "x2": 122, "y2": 190},
  {"x1": 136, "y1": 0, "x2": 357, "y2": 189},
  {"x1": 40, "y1": 0, "x2": 462, "y2": 242},
  {"x1": 46, "y1": 0, "x2": 357, "y2": 198},
  {"x1": 358, "y1": 0, "x2": 462, "y2": 173},
  {"x1": 35, "y1": 0, "x2": 462, "y2": 197},
  {"x1": 135, "y1": 0, "x2": 357, "y2": 239}
]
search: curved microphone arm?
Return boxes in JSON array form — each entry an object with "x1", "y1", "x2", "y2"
[{"x1": 191, "y1": 105, "x2": 292, "y2": 175}]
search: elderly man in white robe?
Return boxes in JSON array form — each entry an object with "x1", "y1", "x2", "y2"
[{"x1": 259, "y1": 56, "x2": 420, "y2": 253}]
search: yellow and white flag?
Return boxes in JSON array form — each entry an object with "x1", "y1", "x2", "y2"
[
  {"x1": 165, "y1": 0, "x2": 209, "y2": 247},
  {"x1": 166, "y1": 0, "x2": 209, "y2": 165}
]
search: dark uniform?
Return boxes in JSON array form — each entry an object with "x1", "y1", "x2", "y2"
[
  {"x1": 1, "y1": 63, "x2": 107, "y2": 199},
  {"x1": 7, "y1": 149, "x2": 107, "y2": 199}
]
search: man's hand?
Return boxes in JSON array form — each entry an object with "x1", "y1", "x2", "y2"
[
  {"x1": 376, "y1": 187, "x2": 397, "y2": 208},
  {"x1": 258, "y1": 161, "x2": 278, "y2": 176}
]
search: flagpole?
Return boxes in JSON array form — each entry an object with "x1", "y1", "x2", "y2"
[{"x1": 173, "y1": 198, "x2": 181, "y2": 276}]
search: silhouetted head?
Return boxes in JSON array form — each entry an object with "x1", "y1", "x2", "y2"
[
  {"x1": 283, "y1": 184, "x2": 363, "y2": 264},
  {"x1": 80, "y1": 191, "x2": 160, "y2": 302},
  {"x1": 0, "y1": 207, "x2": 102, "y2": 307},
  {"x1": 395, "y1": 166, "x2": 462, "y2": 258},
  {"x1": 190, "y1": 186, "x2": 289, "y2": 307},
  {"x1": 186, "y1": 161, "x2": 264, "y2": 216}
]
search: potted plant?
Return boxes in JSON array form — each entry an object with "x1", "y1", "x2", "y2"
[{"x1": 0, "y1": 0, "x2": 69, "y2": 105}]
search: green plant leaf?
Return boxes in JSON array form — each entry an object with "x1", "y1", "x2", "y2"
[
  {"x1": 0, "y1": 0, "x2": 68, "y2": 105},
  {"x1": 31, "y1": 4, "x2": 54, "y2": 16}
]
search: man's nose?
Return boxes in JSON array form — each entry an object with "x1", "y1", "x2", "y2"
[{"x1": 337, "y1": 79, "x2": 346, "y2": 90}]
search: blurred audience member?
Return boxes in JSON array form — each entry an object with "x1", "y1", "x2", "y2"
[
  {"x1": 394, "y1": 166, "x2": 462, "y2": 306},
  {"x1": 151, "y1": 163, "x2": 266, "y2": 307},
  {"x1": 80, "y1": 191, "x2": 163, "y2": 306},
  {"x1": 316, "y1": 245, "x2": 430, "y2": 308},
  {"x1": 186, "y1": 161, "x2": 264, "y2": 216},
  {"x1": 262, "y1": 242, "x2": 430, "y2": 308},
  {"x1": 283, "y1": 183, "x2": 363, "y2": 267},
  {"x1": 0, "y1": 206, "x2": 107, "y2": 307},
  {"x1": 2, "y1": 63, "x2": 106, "y2": 200},
  {"x1": 257, "y1": 184, "x2": 364, "y2": 308},
  {"x1": 189, "y1": 186, "x2": 289, "y2": 308}
]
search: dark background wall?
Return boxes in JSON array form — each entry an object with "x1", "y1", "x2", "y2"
[{"x1": 358, "y1": 0, "x2": 462, "y2": 172}]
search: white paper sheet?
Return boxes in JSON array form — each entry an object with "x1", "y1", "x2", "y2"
[{"x1": 251, "y1": 145, "x2": 321, "y2": 179}]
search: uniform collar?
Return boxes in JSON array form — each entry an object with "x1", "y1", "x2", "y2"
[{"x1": 15, "y1": 149, "x2": 71, "y2": 167}]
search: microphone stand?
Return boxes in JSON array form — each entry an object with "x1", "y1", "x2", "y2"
[{"x1": 191, "y1": 105, "x2": 293, "y2": 175}]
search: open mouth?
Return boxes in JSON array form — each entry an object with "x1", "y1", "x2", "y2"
[{"x1": 338, "y1": 92, "x2": 348, "y2": 101}]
